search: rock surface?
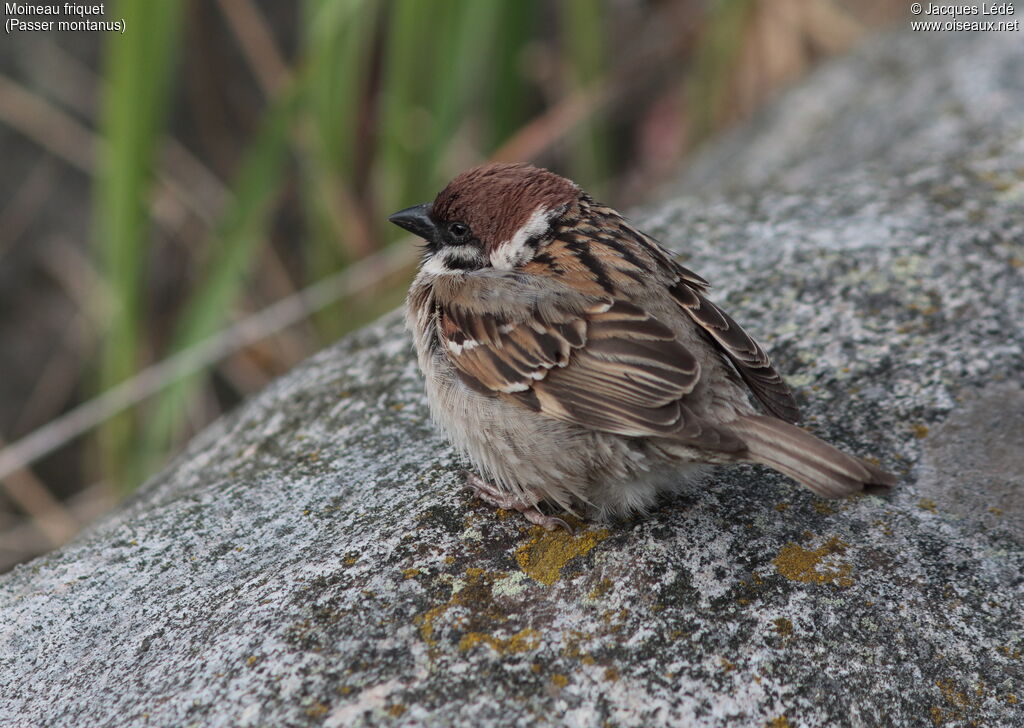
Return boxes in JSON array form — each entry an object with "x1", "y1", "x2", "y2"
[{"x1": 3, "y1": 24, "x2": 1024, "y2": 728}]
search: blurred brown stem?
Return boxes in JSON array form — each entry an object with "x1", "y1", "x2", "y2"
[
  {"x1": 216, "y1": 0, "x2": 293, "y2": 98},
  {"x1": 0, "y1": 242, "x2": 418, "y2": 485},
  {"x1": 0, "y1": 436, "x2": 78, "y2": 548}
]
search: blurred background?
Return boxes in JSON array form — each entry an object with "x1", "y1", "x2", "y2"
[{"x1": 0, "y1": 0, "x2": 902, "y2": 571}]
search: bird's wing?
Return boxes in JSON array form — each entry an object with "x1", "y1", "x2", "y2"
[
  {"x1": 668, "y1": 279, "x2": 801, "y2": 423},
  {"x1": 620, "y1": 224, "x2": 800, "y2": 424},
  {"x1": 435, "y1": 288, "x2": 743, "y2": 452}
]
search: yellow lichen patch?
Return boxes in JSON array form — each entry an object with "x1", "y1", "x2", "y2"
[
  {"x1": 515, "y1": 524, "x2": 609, "y2": 586},
  {"x1": 413, "y1": 568, "x2": 508, "y2": 646},
  {"x1": 913, "y1": 424, "x2": 930, "y2": 439},
  {"x1": 402, "y1": 568, "x2": 420, "y2": 579},
  {"x1": 766, "y1": 717, "x2": 791, "y2": 728},
  {"x1": 414, "y1": 603, "x2": 450, "y2": 645},
  {"x1": 773, "y1": 536, "x2": 854, "y2": 587},
  {"x1": 918, "y1": 499, "x2": 938, "y2": 513},
  {"x1": 813, "y1": 501, "x2": 837, "y2": 515},
  {"x1": 997, "y1": 645, "x2": 1022, "y2": 659},
  {"x1": 458, "y1": 628, "x2": 541, "y2": 655},
  {"x1": 937, "y1": 679, "x2": 971, "y2": 708},
  {"x1": 774, "y1": 617, "x2": 794, "y2": 636},
  {"x1": 604, "y1": 667, "x2": 620, "y2": 682},
  {"x1": 551, "y1": 674, "x2": 569, "y2": 688},
  {"x1": 872, "y1": 518, "x2": 894, "y2": 537},
  {"x1": 387, "y1": 704, "x2": 407, "y2": 717},
  {"x1": 562, "y1": 629, "x2": 597, "y2": 665},
  {"x1": 930, "y1": 678, "x2": 982, "y2": 725},
  {"x1": 306, "y1": 703, "x2": 329, "y2": 719},
  {"x1": 720, "y1": 657, "x2": 735, "y2": 672},
  {"x1": 587, "y1": 577, "x2": 614, "y2": 600},
  {"x1": 601, "y1": 608, "x2": 629, "y2": 631}
]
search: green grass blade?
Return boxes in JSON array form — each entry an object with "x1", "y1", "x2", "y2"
[
  {"x1": 378, "y1": 0, "x2": 444, "y2": 211},
  {"x1": 689, "y1": 0, "x2": 754, "y2": 141},
  {"x1": 135, "y1": 86, "x2": 300, "y2": 481},
  {"x1": 93, "y1": 0, "x2": 184, "y2": 487},
  {"x1": 304, "y1": 0, "x2": 374, "y2": 175},
  {"x1": 426, "y1": 0, "x2": 504, "y2": 174},
  {"x1": 562, "y1": 0, "x2": 610, "y2": 193},
  {"x1": 486, "y1": 0, "x2": 537, "y2": 151},
  {"x1": 301, "y1": 0, "x2": 379, "y2": 336}
]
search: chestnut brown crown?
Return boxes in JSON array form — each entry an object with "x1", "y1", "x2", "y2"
[
  {"x1": 431, "y1": 163, "x2": 579, "y2": 249},
  {"x1": 388, "y1": 163, "x2": 580, "y2": 259}
]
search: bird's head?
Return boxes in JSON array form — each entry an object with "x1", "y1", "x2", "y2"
[{"x1": 388, "y1": 163, "x2": 580, "y2": 274}]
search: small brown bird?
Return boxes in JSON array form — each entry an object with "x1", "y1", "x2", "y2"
[{"x1": 390, "y1": 163, "x2": 895, "y2": 530}]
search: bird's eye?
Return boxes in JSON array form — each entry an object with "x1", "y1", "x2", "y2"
[{"x1": 448, "y1": 222, "x2": 470, "y2": 239}]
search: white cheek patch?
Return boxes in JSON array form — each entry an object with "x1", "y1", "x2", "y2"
[
  {"x1": 421, "y1": 255, "x2": 453, "y2": 276},
  {"x1": 489, "y1": 206, "x2": 553, "y2": 270}
]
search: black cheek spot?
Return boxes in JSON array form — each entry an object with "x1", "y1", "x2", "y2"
[{"x1": 444, "y1": 256, "x2": 483, "y2": 271}]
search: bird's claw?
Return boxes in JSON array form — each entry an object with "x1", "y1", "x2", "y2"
[
  {"x1": 463, "y1": 471, "x2": 574, "y2": 534},
  {"x1": 520, "y1": 508, "x2": 574, "y2": 535}
]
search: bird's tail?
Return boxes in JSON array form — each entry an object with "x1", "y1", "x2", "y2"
[{"x1": 730, "y1": 415, "x2": 896, "y2": 499}]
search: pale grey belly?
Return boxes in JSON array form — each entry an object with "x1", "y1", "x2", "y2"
[{"x1": 421, "y1": 354, "x2": 715, "y2": 517}]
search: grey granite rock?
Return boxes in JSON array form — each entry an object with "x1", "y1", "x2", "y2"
[
  {"x1": 675, "y1": 18, "x2": 1024, "y2": 197},
  {"x1": 3, "y1": 24, "x2": 1024, "y2": 728}
]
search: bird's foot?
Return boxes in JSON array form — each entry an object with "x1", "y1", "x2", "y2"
[{"x1": 463, "y1": 471, "x2": 573, "y2": 533}]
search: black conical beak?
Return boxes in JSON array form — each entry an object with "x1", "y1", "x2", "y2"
[{"x1": 388, "y1": 203, "x2": 437, "y2": 242}]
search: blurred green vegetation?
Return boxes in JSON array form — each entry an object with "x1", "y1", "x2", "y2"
[
  {"x1": 94, "y1": 0, "x2": 637, "y2": 491},
  {"x1": 95, "y1": 0, "x2": 186, "y2": 487},
  {"x1": 1, "y1": 0, "x2": 889, "y2": 525}
]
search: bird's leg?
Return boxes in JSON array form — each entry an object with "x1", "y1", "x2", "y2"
[{"x1": 463, "y1": 471, "x2": 572, "y2": 533}]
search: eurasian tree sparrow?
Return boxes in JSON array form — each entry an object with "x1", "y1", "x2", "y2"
[{"x1": 390, "y1": 163, "x2": 895, "y2": 530}]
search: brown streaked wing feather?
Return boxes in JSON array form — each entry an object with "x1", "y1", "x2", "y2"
[
  {"x1": 668, "y1": 260, "x2": 710, "y2": 291},
  {"x1": 438, "y1": 295, "x2": 744, "y2": 452},
  {"x1": 439, "y1": 306, "x2": 571, "y2": 393},
  {"x1": 669, "y1": 282, "x2": 801, "y2": 424},
  {"x1": 624, "y1": 225, "x2": 795, "y2": 422}
]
